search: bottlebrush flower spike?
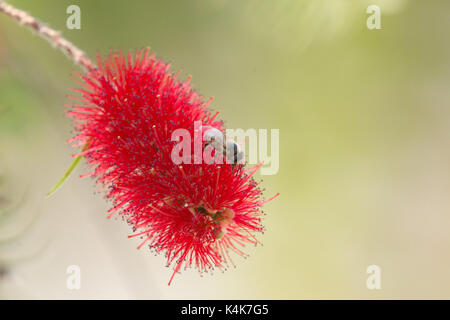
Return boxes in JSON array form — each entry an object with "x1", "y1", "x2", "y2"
[{"x1": 67, "y1": 48, "x2": 278, "y2": 285}]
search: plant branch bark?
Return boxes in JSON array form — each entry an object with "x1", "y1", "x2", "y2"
[{"x1": 0, "y1": 1, "x2": 96, "y2": 72}]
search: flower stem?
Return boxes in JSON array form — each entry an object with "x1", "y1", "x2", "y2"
[{"x1": 0, "y1": 1, "x2": 96, "y2": 72}]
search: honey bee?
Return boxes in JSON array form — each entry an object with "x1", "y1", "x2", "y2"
[
  {"x1": 202, "y1": 126, "x2": 245, "y2": 165},
  {"x1": 224, "y1": 140, "x2": 245, "y2": 165}
]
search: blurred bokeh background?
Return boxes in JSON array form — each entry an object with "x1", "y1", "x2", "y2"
[{"x1": 1, "y1": 0, "x2": 450, "y2": 299}]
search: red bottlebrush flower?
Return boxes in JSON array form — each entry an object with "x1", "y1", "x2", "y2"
[{"x1": 67, "y1": 48, "x2": 278, "y2": 285}]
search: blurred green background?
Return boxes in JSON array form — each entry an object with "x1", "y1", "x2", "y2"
[{"x1": 1, "y1": 0, "x2": 450, "y2": 299}]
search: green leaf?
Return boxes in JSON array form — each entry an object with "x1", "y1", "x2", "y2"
[{"x1": 46, "y1": 155, "x2": 83, "y2": 197}]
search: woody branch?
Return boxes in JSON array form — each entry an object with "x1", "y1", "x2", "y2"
[{"x1": 0, "y1": 1, "x2": 96, "y2": 72}]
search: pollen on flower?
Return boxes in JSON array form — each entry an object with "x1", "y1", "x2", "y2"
[{"x1": 67, "y1": 48, "x2": 278, "y2": 285}]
